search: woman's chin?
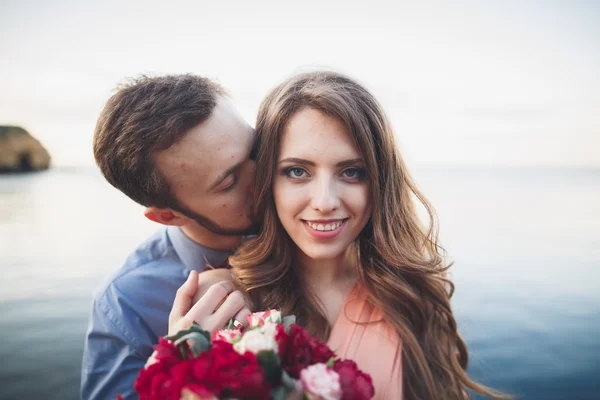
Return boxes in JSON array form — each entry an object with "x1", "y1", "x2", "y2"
[{"x1": 296, "y1": 244, "x2": 348, "y2": 262}]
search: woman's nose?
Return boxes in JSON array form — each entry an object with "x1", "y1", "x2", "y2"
[{"x1": 310, "y1": 175, "x2": 340, "y2": 213}]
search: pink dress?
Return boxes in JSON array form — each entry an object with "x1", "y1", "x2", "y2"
[{"x1": 327, "y1": 284, "x2": 403, "y2": 399}]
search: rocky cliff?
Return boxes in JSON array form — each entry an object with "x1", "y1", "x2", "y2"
[{"x1": 0, "y1": 126, "x2": 51, "y2": 173}]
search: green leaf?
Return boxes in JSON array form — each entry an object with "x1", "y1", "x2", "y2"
[
  {"x1": 257, "y1": 351, "x2": 282, "y2": 386},
  {"x1": 281, "y1": 370, "x2": 298, "y2": 393},
  {"x1": 270, "y1": 386, "x2": 286, "y2": 400},
  {"x1": 165, "y1": 322, "x2": 210, "y2": 342},
  {"x1": 282, "y1": 315, "x2": 296, "y2": 331},
  {"x1": 326, "y1": 357, "x2": 336, "y2": 369},
  {"x1": 178, "y1": 343, "x2": 189, "y2": 360},
  {"x1": 173, "y1": 332, "x2": 211, "y2": 357},
  {"x1": 173, "y1": 331, "x2": 206, "y2": 346}
]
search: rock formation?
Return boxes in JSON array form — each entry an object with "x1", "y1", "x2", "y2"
[{"x1": 0, "y1": 126, "x2": 51, "y2": 173}]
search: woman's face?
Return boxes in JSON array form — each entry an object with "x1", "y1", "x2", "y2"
[{"x1": 273, "y1": 107, "x2": 371, "y2": 261}]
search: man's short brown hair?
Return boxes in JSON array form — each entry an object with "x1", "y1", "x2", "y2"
[{"x1": 93, "y1": 74, "x2": 224, "y2": 208}]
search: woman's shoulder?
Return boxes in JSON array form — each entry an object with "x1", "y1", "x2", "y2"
[{"x1": 329, "y1": 283, "x2": 403, "y2": 399}]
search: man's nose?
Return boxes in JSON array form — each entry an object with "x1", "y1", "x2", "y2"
[{"x1": 310, "y1": 175, "x2": 340, "y2": 213}]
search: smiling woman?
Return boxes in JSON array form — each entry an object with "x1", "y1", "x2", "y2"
[
  {"x1": 230, "y1": 71, "x2": 509, "y2": 400},
  {"x1": 274, "y1": 107, "x2": 371, "y2": 261}
]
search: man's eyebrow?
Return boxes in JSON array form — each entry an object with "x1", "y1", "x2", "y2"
[
  {"x1": 278, "y1": 157, "x2": 364, "y2": 167},
  {"x1": 209, "y1": 162, "x2": 242, "y2": 191}
]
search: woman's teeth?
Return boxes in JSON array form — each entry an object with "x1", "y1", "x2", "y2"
[{"x1": 306, "y1": 220, "x2": 344, "y2": 231}]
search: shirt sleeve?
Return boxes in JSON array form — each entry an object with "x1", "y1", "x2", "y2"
[{"x1": 81, "y1": 289, "x2": 152, "y2": 400}]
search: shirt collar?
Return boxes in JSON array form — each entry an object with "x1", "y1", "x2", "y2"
[{"x1": 167, "y1": 226, "x2": 233, "y2": 272}]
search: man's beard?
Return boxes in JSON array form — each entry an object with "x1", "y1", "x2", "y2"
[{"x1": 172, "y1": 201, "x2": 259, "y2": 237}]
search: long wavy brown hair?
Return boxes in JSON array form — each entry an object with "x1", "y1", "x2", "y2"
[{"x1": 230, "y1": 71, "x2": 507, "y2": 400}]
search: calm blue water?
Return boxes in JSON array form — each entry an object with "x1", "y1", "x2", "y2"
[{"x1": 0, "y1": 167, "x2": 598, "y2": 399}]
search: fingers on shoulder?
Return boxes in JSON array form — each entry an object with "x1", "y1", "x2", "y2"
[
  {"x1": 204, "y1": 280, "x2": 235, "y2": 300},
  {"x1": 176, "y1": 271, "x2": 198, "y2": 295},
  {"x1": 223, "y1": 290, "x2": 245, "y2": 309},
  {"x1": 198, "y1": 268, "x2": 233, "y2": 287}
]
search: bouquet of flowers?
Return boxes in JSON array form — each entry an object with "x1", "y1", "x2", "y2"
[{"x1": 124, "y1": 310, "x2": 374, "y2": 400}]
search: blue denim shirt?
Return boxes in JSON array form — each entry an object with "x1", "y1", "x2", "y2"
[{"x1": 81, "y1": 226, "x2": 231, "y2": 400}]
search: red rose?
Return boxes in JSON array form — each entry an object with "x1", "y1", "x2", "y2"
[
  {"x1": 309, "y1": 337, "x2": 336, "y2": 364},
  {"x1": 190, "y1": 341, "x2": 271, "y2": 399},
  {"x1": 134, "y1": 340, "x2": 270, "y2": 400},
  {"x1": 333, "y1": 359, "x2": 375, "y2": 400},
  {"x1": 277, "y1": 324, "x2": 335, "y2": 379},
  {"x1": 153, "y1": 337, "x2": 183, "y2": 365},
  {"x1": 133, "y1": 338, "x2": 189, "y2": 399},
  {"x1": 134, "y1": 359, "x2": 194, "y2": 400}
]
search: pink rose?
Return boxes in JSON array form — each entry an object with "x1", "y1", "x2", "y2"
[
  {"x1": 247, "y1": 309, "x2": 282, "y2": 328},
  {"x1": 300, "y1": 363, "x2": 342, "y2": 400},
  {"x1": 212, "y1": 328, "x2": 242, "y2": 344}
]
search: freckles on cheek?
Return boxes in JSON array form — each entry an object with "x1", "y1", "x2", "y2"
[{"x1": 177, "y1": 161, "x2": 187, "y2": 172}]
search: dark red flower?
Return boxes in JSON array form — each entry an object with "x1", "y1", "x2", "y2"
[
  {"x1": 183, "y1": 383, "x2": 214, "y2": 398},
  {"x1": 333, "y1": 359, "x2": 375, "y2": 400},
  {"x1": 134, "y1": 338, "x2": 189, "y2": 400},
  {"x1": 134, "y1": 360, "x2": 191, "y2": 400},
  {"x1": 191, "y1": 341, "x2": 270, "y2": 399},
  {"x1": 134, "y1": 340, "x2": 270, "y2": 400},
  {"x1": 277, "y1": 324, "x2": 335, "y2": 379},
  {"x1": 153, "y1": 337, "x2": 183, "y2": 365}
]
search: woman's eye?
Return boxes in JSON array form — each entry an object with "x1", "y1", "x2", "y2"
[
  {"x1": 286, "y1": 167, "x2": 308, "y2": 178},
  {"x1": 342, "y1": 167, "x2": 365, "y2": 179}
]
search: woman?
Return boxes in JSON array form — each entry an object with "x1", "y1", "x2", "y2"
[{"x1": 227, "y1": 70, "x2": 505, "y2": 400}]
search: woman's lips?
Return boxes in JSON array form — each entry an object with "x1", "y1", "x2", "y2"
[{"x1": 302, "y1": 219, "x2": 347, "y2": 239}]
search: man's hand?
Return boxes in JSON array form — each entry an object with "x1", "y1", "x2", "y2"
[{"x1": 168, "y1": 270, "x2": 251, "y2": 336}]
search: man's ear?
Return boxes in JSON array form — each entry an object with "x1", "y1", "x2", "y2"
[{"x1": 144, "y1": 207, "x2": 187, "y2": 226}]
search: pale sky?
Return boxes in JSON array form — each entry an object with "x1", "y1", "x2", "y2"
[{"x1": 1, "y1": 0, "x2": 599, "y2": 167}]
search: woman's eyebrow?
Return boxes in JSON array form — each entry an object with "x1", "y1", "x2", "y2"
[
  {"x1": 278, "y1": 157, "x2": 364, "y2": 167},
  {"x1": 278, "y1": 157, "x2": 315, "y2": 166},
  {"x1": 336, "y1": 158, "x2": 364, "y2": 167}
]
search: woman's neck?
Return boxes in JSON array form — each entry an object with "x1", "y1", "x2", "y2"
[{"x1": 296, "y1": 248, "x2": 357, "y2": 289}]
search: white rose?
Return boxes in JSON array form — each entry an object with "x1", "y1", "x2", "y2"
[
  {"x1": 259, "y1": 321, "x2": 279, "y2": 340},
  {"x1": 234, "y1": 326, "x2": 279, "y2": 354}
]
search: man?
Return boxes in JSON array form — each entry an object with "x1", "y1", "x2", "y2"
[{"x1": 82, "y1": 75, "x2": 256, "y2": 399}]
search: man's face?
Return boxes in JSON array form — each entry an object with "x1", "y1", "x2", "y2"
[{"x1": 154, "y1": 96, "x2": 258, "y2": 236}]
